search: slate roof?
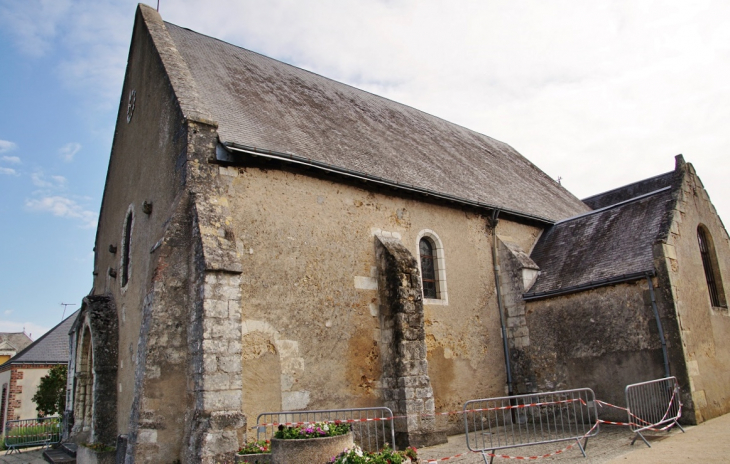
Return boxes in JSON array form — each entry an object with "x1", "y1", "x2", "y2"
[
  {"x1": 524, "y1": 186, "x2": 677, "y2": 299},
  {"x1": 2, "y1": 310, "x2": 78, "y2": 366},
  {"x1": 0, "y1": 333, "x2": 33, "y2": 352},
  {"x1": 162, "y1": 22, "x2": 589, "y2": 223},
  {"x1": 583, "y1": 171, "x2": 676, "y2": 210}
]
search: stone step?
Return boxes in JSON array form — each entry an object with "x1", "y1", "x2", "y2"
[
  {"x1": 43, "y1": 447, "x2": 76, "y2": 464},
  {"x1": 61, "y1": 442, "x2": 77, "y2": 457}
]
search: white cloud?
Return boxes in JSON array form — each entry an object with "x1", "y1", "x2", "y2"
[
  {"x1": 0, "y1": 140, "x2": 18, "y2": 153},
  {"x1": 25, "y1": 195, "x2": 98, "y2": 228},
  {"x1": 31, "y1": 172, "x2": 67, "y2": 189},
  {"x1": 1, "y1": 155, "x2": 21, "y2": 164},
  {"x1": 3, "y1": 310, "x2": 12, "y2": 316},
  {"x1": 0, "y1": 320, "x2": 52, "y2": 340},
  {"x1": 0, "y1": 167, "x2": 19, "y2": 176},
  {"x1": 59, "y1": 142, "x2": 81, "y2": 162}
]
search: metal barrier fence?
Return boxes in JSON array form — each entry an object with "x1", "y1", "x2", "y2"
[
  {"x1": 256, "y1": 407, "x2": 395, "y2": 453},
  {"x1": 3, "y1": 417, "x2": 62, "y2": 454},
  {"x1": 625, "y1": 376, "x2": 684, "y2": 447},
  {"x1": 464, "y1": 388, "x2": 599, "y2": 463}
]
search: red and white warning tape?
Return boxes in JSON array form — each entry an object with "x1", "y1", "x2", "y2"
[{"x1": 254, "y1": 398, "x2": 587, "y2": 429}]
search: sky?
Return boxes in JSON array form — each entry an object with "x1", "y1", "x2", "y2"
[{"x1": 1, "y1": 0, "x2": 728, "y2": 338}]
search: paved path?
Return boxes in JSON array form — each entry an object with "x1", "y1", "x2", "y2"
[
  {"x1": 0, "y1": 447, "x2": 47, "y2": 464},
  {"x1": 604, "y1": 412, "x2": 730, "y2": 463},
  {"x1": 1, "y1": 415, "x2": 727, "y2": 463}
]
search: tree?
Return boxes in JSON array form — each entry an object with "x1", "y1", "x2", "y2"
[{"x1": 32, "y1": 365, "x2": 67, "y2": 417}]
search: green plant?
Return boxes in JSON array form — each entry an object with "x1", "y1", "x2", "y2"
[
  {"x1": 3, "y1": 418, "x2": 61, "y2": 446},
  {"x1": 82, "y1": 442, "x2": 115, "y2": 453},
  {"x1": 331, "y1": 445, "x2": 416, "y2": 463},
  {"x1": 238, "y1": 439, "x2": 271, "y2": 454},
  {"x1": 274, "y1": 421, "x2": 350, "y2": 440},
  {"x1": 32, "y1": 365, "x2": 67, "y2": 416}
]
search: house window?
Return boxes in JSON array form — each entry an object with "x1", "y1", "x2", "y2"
[
  {"x1": 416, "y1": 230, "x2": 448, "y2": 304},
  {"x1": 420, "y1": 238, "x2": 438, "y2": 299},
  {"x1": 697, "y1": 225, "x2": 726, "y2": 308},
  {"x1": 121, "y1": 209, "x2": 133, "y2": 287}
]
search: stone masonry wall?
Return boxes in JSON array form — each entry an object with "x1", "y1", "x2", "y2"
[
  {"x1": 660, "y1": 158, "x2": 730, "y2": 423},
  {"x1": 524, "y1": 281, "x2": 666, "y2": 422},
  {"x1": 375, "y1": 235, "x2": 447, "y2": 448}
]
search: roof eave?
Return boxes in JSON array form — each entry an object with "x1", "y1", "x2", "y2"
[
  {"x1": 523, "y1": 270, "x2": 655, "y2": 301},
  {"x1": 219, "y1": 142, "x2": 557, "y2": 226}
]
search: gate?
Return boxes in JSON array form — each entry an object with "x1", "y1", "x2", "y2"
[
  {"x1": 3, "y1": 417, "x2": 62, "y2": 454},
  {"x1": 464, "y1": 388, "x2": 599, "y2": 463},
  {"x1": 625, "y1": 376, "x2": 684, "y2": 446}
]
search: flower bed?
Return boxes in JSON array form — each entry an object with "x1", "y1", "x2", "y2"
[
  {"x1": 236, "y1": 440, "x2": 272, "y2": 463},
  {"x1": 270, "y1": 422, "x2": 354, "y2": 463},
  {"x1": 331, "y1": 445, "x2": 418, "y2": 464}
]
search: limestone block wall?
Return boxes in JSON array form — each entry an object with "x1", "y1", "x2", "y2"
[
  {"x1": 523, "y1": 281, "x2": 666, "y2": 421},
  {"x1": 660, "y1": 162, "x2": 730, "y2": 422},
  {"x1": 90, "y1": 5, "x2": 199, "y2": 452},
  {"x1": 218, "y1": 160, "x2": 543, "y2": 437}
]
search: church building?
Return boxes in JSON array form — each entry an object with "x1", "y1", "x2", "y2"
[{"x1": 65, "y1": 5, "x2": 730, "y2": 463}]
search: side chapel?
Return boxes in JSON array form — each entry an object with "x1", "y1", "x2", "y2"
[{"x1": 65, "y1": 4, "x2": 730, "y2": 463}]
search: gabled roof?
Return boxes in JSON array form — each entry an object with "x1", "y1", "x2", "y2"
[
  {"x1": 0, "y1": 333, "x2": 32, "y2": 353},
  {"x1": 1, "y1": 310, "x2": 78, "y2": 367},
  {"x1": 150, "y1": 10, "x2": 589, "y2": 223},
  {"x1": 524, "y1": 186, "x2": 677, "y2": 299}
]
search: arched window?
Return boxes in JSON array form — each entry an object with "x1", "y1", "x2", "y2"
[
  {"x1": 416, "y1": 230, "x2": 448, "y2": 303},
  {"x1": 419, "y1": 238, "x2": 438, "y2": 299},
  {"x1": 121, "y1": 208, "x2": 134, "y2": 287},
  {"x1": 697, "y1": 225, "x2": 726, "y2": 308}
]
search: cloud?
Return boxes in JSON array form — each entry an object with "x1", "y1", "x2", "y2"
[
  {"x1": 0, "y1": 140, "x2": 18, "y2": 153},
  {"x1": 0, "y1": 167, "x2": 19, "y2": 176},
  {"x1": 59, "y1": 142, "x2": 81, "y2": 162},
  {"x1": 0, "y1": 0, "x2": 73, "y2": 57},
  {"x1": 31, "y1": 172, "x2": 67, "y2": 189},
  {"x1": 1, "y1": 155, "x2": 21, "y2": 164},
  {"x1": 3, "y1": 310, "x2": 12, "y2": 316},
  {"x1": 25, "y1": 195, "x2": 98, "y2": 228},
  {"x1": 0, "y1": 320, "x2": 52, "y2": 340}
]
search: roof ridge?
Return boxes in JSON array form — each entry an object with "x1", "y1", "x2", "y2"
[
  {"x1": 555, "y1": 186, "x2": 673, "y2": 226},
  {"x1": 582, "y1": 170, "x2": 674, "y2": 202}
]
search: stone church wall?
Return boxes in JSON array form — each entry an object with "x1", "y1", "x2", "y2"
[
  {"x1": 661, "y1": 163, "x2": 730, "y2": 423},
  {"x1": 218, "y1": 162, "x2": 543, "y2": 437},
  {"x1": 90, "y1": 7, "x2": 209, "y2": 460},
  {"x1": 522, "y1": 282, "x2": 666, "y2": 421}
]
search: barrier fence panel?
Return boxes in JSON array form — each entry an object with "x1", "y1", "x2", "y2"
[
  {"x1": 256, "y1": 407, "x2": 395, "y2": 453},
  {"x1": 464, "y1": 388, "x2": 599, "y2": 464},
  {"x1": 3, "y1": 417, "x2": 62, "y2": 454},
  {"x1": 625, "y1": 376, "x2": 684, "y2": 447}
]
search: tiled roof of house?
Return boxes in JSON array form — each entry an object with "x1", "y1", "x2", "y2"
[
  {"x1": 161, "y1": 21, "x2": 589, "y2": 222},
  {"x1": 525, "y1": 186, "x2": 677, "y2": 298},
  {"x1": 4, "y1": 310, "x2": 78, "y2": 365},
  {"x1": 0, "y1": 333, "x2": 33, "y2": 352},
  {"x1": 583, "y1": 171, "x2": 676, "y2": 210}
]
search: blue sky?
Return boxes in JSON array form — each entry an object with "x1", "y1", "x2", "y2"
[{"x1": 1, "y1": 0, "x2": 729, "y2": 338}]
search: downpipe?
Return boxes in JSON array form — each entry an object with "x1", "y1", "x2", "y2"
[{"x1": 646, "y1": 273, "x2": 671, "y2": 378}]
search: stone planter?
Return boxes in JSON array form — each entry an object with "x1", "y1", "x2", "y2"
[
  {"x1": 235, "y1": 453, "x2": 273, "y2": 463},
  {"x1": 270, "y1": 432, "x2": 353, "y2": 464}
]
